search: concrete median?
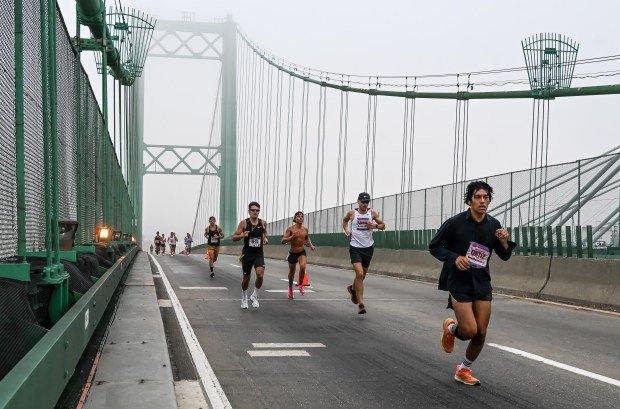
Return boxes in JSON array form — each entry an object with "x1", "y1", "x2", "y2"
[{"x1": 219, "y1": 245, "x2": 619, "y2": 309}]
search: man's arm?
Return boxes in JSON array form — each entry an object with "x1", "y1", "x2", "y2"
[
  {"x1": 428, "y1": 219, "x2": 464, "y2": 268},
  {"x1": 281, "y1": 227, "x2": 294, "y2": 244},
  {"x1": 493, "y1": 225, "x2": 517, "y2": 261},
  {"x1": 305, "y1": 228, "x2": 316, "y2": 251},
  {"x1": 370, "y1": 211, "x2": 386, "y2": 230},
  {"x1": 262, "y1": 220, "x2": 269, "y2": 245},
  {"x1": 232, "y1": 220, "x2": 247, "y2": 241},
  {"x1": 342, "y1": 210, "x2": 353, "y2": 236}
]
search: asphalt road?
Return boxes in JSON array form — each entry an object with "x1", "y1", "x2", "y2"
[{"x1": 154, "y1": 251, "x2": 620, "y2": 409}]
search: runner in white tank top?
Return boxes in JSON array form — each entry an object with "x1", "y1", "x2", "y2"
[{"x1": 342, "y1": 192, "x2": 386, "y2": 315}]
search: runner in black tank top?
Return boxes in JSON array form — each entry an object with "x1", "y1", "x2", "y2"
[
  {"x1": 233, "y1": 201, "x2": 269, "y2": 309},
  {"x1": 204, "y1": 216, "x2": 224, "y2": 278}
]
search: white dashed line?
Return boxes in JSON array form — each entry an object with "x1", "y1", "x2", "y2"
[
  {"x1": 230, "y1": 264, "x2": 241, "y2": 268},
  {"x1": 252, "y1": 343, "x2": 326, "y2": 348},
  {"x1": 179, "y1": 286, "x2": 228, "y2": 290},
  {"x1": 488, "y1": 343, "x2": 620, "y2": 387},
  {"x1": 264, "y1": 289, "x2": 316, "y2": 293},
  {"x1": 247, "y1": 350, "x2": 310, "y2": 357}
]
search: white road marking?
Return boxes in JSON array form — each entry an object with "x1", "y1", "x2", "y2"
[
  {"x1": 488, "y1": 343, "x2": 620, "y2": 387},
  {"x1": 230, "y1": 264, "x2": 241, "y2": 268},
  {"x1": 279, "y1": 278, "x2": 313, "y2": 288},
  {"x1": 149, "y1": 254, "x2": 232, "y2": 409},
  {"x1": 264, "y1": 289, "x2": 316, "y2": 293},
  {"x1": 247, "y1": 350, "x2": 310, "y2": 357},
  {"x1": 157, "y1": 299, "x2": 172, "y2": 308},
  {"x1": 179, "y1": 286, "x2": 228, "y2": 290},
  {"x1": 252, "y1": 343, "x2": 326, "y2": 348},
  {"x1": 152, "y1": 274, "x2": 161, "y2": 277}
]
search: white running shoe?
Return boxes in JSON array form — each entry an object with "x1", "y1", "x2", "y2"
[
  {"x1": 250, "y1": 293, "x2": 259, "y2": 308},
  {"x1": 241, "y1": 298, "x2": 248, "y2": 309}
]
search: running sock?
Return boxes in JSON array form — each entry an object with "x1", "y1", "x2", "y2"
[
  {"x1": 241, "y1": 290, "x2": 247, "y2": 300},
  {"x1": 210, "y1": 267, "x2": 214, "y2": 272},
  {"x1": 448, "y1": 322, "x2": 457, "y2": 335},
  {"x1": 459, "y1": 357, "x2": 474, "y2": 371},
  {"x1": 252, "y1": 287, "x2": 259, "y2": 297}
]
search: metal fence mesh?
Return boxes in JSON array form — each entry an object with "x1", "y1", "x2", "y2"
[
  {"x1": 0, "y1": 0, "x2": 17, "y2": 259},
  {"x1": 268, "y1": 153, "x2": 620, "y2": 251}
]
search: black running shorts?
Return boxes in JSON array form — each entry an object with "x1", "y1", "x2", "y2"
[
  {"x1": 241, "y1": 254, "x2": 265, "y2": 275},
  {"x1": 349, "y1": 245, "x2": 374, "y2": 268},
  {"x1": 287, "y1": 250, "x2": 307, "y2": 264}
]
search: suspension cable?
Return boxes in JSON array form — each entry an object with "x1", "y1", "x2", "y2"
[{"x1": 298, "y1": 81, "x2": 307, "y2": 209}]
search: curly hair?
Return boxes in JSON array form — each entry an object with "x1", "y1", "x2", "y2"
[{"x1": 464, "y1": 181, "x2": 493, "y2": 205}]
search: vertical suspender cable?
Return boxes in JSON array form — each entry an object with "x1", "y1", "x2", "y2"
[
  {"x1": 301, "y1": 82, "x2": 310, "y2": 211},
  {"x1": 400, "y1": 95, "x2": 410, "y2": 231},
  {"x1": 263, "y1": 65, "x2": 273, "y2": 217},
  {"x1": 287, "y1": 78, "x2": 296, "y2": 217},
  {"x1": 406, "y1": 93, "x2": 417, "y2": 230},
  {"x1": 319, "y1": 86, "x2": 327, "y2": 229},
  {"x1": 364, "y1": 90, "x2": 371, "y2": 191},
  {"x1": 314, "y1": 85, "x2": 323, "y2": 229},
  {"x1": 298, "y1": 81, "x2": 307, "y2": 210},
  {"x1": 271, "y1": 70, "x2": 280, "y2": 221},
  {"x1": 336, "y1": 86, "x2": 345, "y2": 229},
  {"x1": 370, "y1": 92, "x2": 378, "y2": 199},
  {"x1": 341, "y1": 85, "x2": 349, "y2": 209},
  {"x1": 273, "y1": 70, "x2": 283, "y2": 220}
]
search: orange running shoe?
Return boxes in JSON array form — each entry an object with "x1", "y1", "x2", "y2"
[
  {"x1": 454, "y1": 365, "x2": 481, "y2": 386},
  {"x1": 441, "y1": 318, "x2": 456, "y2": 353}
]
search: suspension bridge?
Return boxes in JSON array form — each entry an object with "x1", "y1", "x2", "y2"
[{"x1": 0, "y1": 2, "x2": 619, "y2": 408}]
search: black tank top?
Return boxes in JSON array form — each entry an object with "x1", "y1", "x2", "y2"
[
  {"x1": 242, "y1": 218, "x2": 264, "y2": 255},
  {"x1": 207, "y1": 225, "x2": 221, "y2": 246}
]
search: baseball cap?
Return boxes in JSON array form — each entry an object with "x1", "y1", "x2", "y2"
[{"x1": 358, "y1": 192, "x2": 371, "y2": 202}]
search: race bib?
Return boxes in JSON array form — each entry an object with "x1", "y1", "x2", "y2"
[
  {"x1": 249, "y1": 237, "x2": 261, "y2": 247},
  {"x1": 211, "y1": 237, "x2": 219, "y2": 243},
  {"x1": 466, "y1": 242, "x2": 490, "y2": 268}
]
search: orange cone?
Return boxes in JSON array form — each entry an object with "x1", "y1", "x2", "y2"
[
  {"x1": 205, "y1": 250, "x2": 210, "y2": 260},
  {"x1": 301, "y1": 272, "x2": 310, "y2": 286}
]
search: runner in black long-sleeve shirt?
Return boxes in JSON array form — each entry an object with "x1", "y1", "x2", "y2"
[{"x1": 429, "y1": 180, "x2": 516, "y2": 386}]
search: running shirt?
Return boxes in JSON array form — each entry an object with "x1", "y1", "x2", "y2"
[
  {"x1": 242, "y1": 218, "x2": 264, "y2": 256},
  {"x1": 154, "y1": 236, "x2": 160, "y2": 245},
  {"x1": 168, "y1": 236, "x2": 177, "y2": 246},
  {"x1": 207, "y1": 226, "x2": 221, "y2": 246},
  {"x1": 350, "y1": 209, "x2": 374, "y2": 248}
]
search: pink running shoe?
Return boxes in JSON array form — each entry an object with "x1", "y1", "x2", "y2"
[
  {"x1": 298, "y1": 284, "x2": 305, "y2": 296},
  {"x1": 288, "y1": 287, "x2": 294, "y2": 300}
]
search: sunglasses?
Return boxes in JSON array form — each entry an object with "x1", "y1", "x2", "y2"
[
  {"x1": 249, "y1": 208, "x2": 260, "y2": 212},
  {"x1": 360, "y1": 200, "x2": 370, "y2": 205}
]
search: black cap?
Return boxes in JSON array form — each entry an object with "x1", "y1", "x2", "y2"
[{"x1": 358, "y1": 192, "x2": 371, "y2": 202}]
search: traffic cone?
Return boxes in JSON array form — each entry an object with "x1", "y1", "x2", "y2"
[
  {"x1": 205, "y1": 250, "x2": 210, "y2": 260},
  {"x1": 301, "y1": 272, "x2": 310, "y2": 286}
]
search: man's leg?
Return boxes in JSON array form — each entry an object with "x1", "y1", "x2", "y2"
[
  {"x1": 287, "y1": 262, "x2": 296, "y2": 299},
  {"x1": 352, "y1": 262, "x2": 366, "y2": 304},
  {"x1": 250, "y1": 265, "x2": 265, "y2": 308},
  {"x1": 465, "y1": 300, "x2": 491, "y2": 362},
  {"x1": 298, "y1": 256, "x2": 307, "y2": 295}
]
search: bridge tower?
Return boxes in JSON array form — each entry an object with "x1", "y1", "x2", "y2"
[{"x1": 145, "y1": 16, "x2": 237, "y2": 236}]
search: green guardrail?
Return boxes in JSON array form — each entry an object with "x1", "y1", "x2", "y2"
[
  {"x1": 0, "y1": 246, "x2": 139, "y2": 409},
  {"x1": 212, "y1": 225, "x2": 614, "y2": 259}
]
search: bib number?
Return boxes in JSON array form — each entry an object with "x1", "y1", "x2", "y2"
[
  {"x1": 249, "y1": 237, "x2": 261, "y2": 247},
  {"x1": 211, "y1": 237, "x2": 219, "y2": 243},
  {"x1": 466, "y1": 242, "x2": 490, "y2": 268}
]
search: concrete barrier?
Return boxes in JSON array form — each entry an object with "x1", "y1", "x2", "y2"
[
  {"x1": 542, "y1": 257, "x2": 620, "y2": 307},
  {"x1": 219, "y1": 245, "x2": 620, "y2": 309}
]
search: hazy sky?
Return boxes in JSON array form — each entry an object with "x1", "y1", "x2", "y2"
[{"x1": 57, "y1": 1, "x2": 620, "y2": 245}]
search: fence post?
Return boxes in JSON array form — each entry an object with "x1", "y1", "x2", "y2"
[
  {"x1": 586, "y1": 225, "x2": 593, "y2": 258},
  {"x1": 566, "y1": 226, "x2": 573, "y2": 257},
  {"x1": 555, "y1": 226, "x2": 563, "y2": 257},
  {"x1": 576, "y1": 226, "x2": 583, "y2": 258},
  {"x1": 546, "y1": 226, "x2": 553, "y2": 256}
]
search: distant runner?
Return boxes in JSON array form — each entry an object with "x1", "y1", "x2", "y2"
[
  {"x1": 205, "y1": 217, "x2": 224, "y2": 278},
  {"x1": 342, "y1": 192, "x2": 385, "y2": 314},
  {"x1": 429, "y1": 180, "x2": 516, "y2": 386},
  {"x1": 184, "y1": 233, "x2": 193, "y2": 255},
  {"x1": 232, "y1": 202, "x2": 268, "y2": 309},
  {"x1": 168, "y1": 232, "x2": 178, "y2": 256},
  {"x1": 149, "y1": 244, "x2": 153, "y2": 254},
  {"x1": 281, "y1": 211, "x2": 316, "y2": 299},
  {"x1": 154, "y1": 232, "x2": 161, "y2": 255},
  {"x1": 160, "y1": 230, "x2": 166, "y2": 255}
]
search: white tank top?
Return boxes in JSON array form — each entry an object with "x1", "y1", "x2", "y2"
[{"x1": 350, "y1": 208, "x2": 374, "y2": 248}]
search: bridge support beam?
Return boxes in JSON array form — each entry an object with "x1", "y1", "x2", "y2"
[{"x1": 219, "y1": 16, "x2": 237, "y2": 237}]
